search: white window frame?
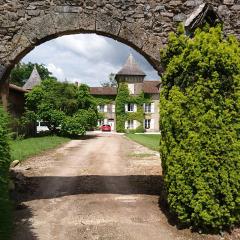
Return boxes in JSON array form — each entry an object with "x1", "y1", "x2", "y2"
[
  {"x1": 127, "y1": 120, "x2": 134, "y2": 129},
  {"x1": 144, "y1": 103, "x2": 151, "y2": 113},
  {"x1": 144, "y1": 119, "x2": 151, "y2": 129},
  {"x1": 98, "y1": 105, "x2": 105, "y2": 112},
  {"x1": 128, "y1": 84, "x2": 135, "y2": 94},
  {"x1": 126, "y1": 103, "x2": 134, "y2": 112}
]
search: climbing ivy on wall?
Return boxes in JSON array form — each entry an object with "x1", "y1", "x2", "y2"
[{"x1": 115, "y1": 83, "x2": 150, "y2": 133}]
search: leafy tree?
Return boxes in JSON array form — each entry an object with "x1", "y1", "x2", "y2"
[
  {"x1": 100, "y1": 73, "x2": 117, "y2": 87},
  {"x1": 26, "y1": 80, "x2": 98, "y2": 136},
  {"x1": 9, "y1": 62, "x2": 56, "y2": 87},
  {"x1": 160, "y1": 25, "x2": 240, "y2": 231},
  {"x1": 0, "y1": 107, "x2": 12, "y2": 240}
]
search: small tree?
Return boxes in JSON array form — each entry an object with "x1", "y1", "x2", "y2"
[{"x1": 160, "y1": 25, "x2": 240, "y2": 231}]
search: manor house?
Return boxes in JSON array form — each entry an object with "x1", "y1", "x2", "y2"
[{"x1": 90, "y1": 54, "x2": 160, "y2": 132}]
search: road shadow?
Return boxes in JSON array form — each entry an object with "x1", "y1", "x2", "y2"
[
  {"x1": 12, "y1": 203, "x2": 39, "y2": 240},
  {"x1": 13, "y1": 175, "x2": 164, "y2": 202}
]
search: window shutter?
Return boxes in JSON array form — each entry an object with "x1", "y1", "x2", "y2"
[
  {"x1": 125, "y1": 121, "x2": 128, "y2": 129},
  {"x1": 150, "y1": 119, "x2": 155, "y2": 130},
  {"x1": 125, "y1": 104, "x2": 128, "y2": 112},
  {"x1": 151, "y1": 103, "x2": 154, "y2": 113},
  {"x1": 143, "y1": 103, "x2": 145, "y2": 113},
  {"x1": 97, "y1": 105, "x2": 100, "y2": 111},
  {"x1": 104, "y1": 105, "x2": 107, "y2": 112},
  {"x1": 112, "y1": 104, "x2": 115, "y2": 113},
  {"x1": 134, "y1": 104, "x2": 137, "y2": 112},
  {"x1": 133, "y1": 120, "x2": 137, "y2": 129}
]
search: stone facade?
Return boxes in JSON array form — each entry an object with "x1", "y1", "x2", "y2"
[
  {"x1": 0, "y1": 0, "x2": 239, "y2": 85},
  {"x1": 92, "y1": 54, "x2": 160, "y2": 132}
]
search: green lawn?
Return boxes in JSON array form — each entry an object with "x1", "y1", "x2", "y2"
[
  {"x1": 126, "y1": 134, "x2": 160, "y2": 151},
  {"x1": 10, "y1": 136, "x2": 70, "y2": 161}
]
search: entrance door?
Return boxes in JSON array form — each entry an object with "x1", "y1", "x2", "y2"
[{"x1": 108, "y1": 119, "x2": 115, "y2": 131}]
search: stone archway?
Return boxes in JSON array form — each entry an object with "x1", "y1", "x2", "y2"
[{"x1": 0, "y1": 0, "x2": 239, "y2": 85}]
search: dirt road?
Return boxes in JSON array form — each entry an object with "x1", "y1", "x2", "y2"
[{"x1": 12, "y1": 133, "x2": 238, "y2": 240}]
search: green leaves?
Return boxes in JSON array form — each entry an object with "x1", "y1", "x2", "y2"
[
  {"x1": 160, "y1": 26, "x2": 240, "y2": 231},
  {"x1": 0, "y1": 107, "x2": 12, "y2": 240}
]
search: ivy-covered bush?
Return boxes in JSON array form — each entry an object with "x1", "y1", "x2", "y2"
[
  {"x1": 160, "y1": 25, "x2": 240, "y2": 231},
  {"x1": 0, "y1": 107, "x2": 12, "y2": 239},
  {"x1": 115, "y1": 83, "x2": 146, "y2": 133}
]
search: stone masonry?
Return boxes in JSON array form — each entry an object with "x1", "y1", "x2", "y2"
[{"x1": 0, "y1": 0, "x2": 239, "y2": 85}]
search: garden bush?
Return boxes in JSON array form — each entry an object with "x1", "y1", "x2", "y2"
[
  {"x1": 160, "y1": 25, "x2": 240, "y2": 231},
  {"x1": 0, "y1": 107, "x2": 12, "y2": 239}
]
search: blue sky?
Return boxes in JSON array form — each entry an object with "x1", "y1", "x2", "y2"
[{"x1": 22, "y1": 34, "x2": 160, "y2": 87}]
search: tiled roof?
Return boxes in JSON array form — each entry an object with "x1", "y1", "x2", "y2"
[
  {"x1": 23, "y1": 65, "x2": 41, "y2": 90},
  {"x1": 9, "y1": 84, "x2": 28, "y2": 93},
  {"x1": 90, "y1": 87, "x2": 117, "y2": 95},
  {"x1": 143, "y1": 81, "x2": 160, "y2": 94},
  {"x1": 90, "y1": 81, "x2": 160, "y2": 95},
  {"x1": 116, "y1": 54, "x2": 146, "y2": 76}
]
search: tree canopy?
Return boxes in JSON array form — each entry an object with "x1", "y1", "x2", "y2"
[
  {"x1": 9, "y1": 62, "x2": 56, "y2": 87},
  {"x1": 25, "y1": 80, "x2": 98, "y2": 136}
]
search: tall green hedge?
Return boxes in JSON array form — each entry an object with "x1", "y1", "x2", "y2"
[
  {"x1": 160, "y1": 25, "x2": 240, "y2": 231},
  {"x1": 0, "y1": 107, "x2": 12, "y2": 239}
]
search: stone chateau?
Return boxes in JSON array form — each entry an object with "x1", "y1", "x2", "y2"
[{"x1": 91, "y1": 54, "x2": 160, "y2": 132}]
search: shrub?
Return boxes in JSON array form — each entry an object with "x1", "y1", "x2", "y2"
[
  {"x1": 0, "y1": 107, "x2": 12, "y2": 239},
  {"x1": 60, "y1": 116, "x2": 86, "y2": 137},
  {"x1": 160, "y1": 25, "x2": 240, "y2": 231}
]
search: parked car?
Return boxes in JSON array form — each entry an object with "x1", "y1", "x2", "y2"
[
  {"x1": 101, "y1": 124, "x2": 111, "y2": 132},
  {"x1": 37, "y1": 120, "x2": 49, "y2": 133}
]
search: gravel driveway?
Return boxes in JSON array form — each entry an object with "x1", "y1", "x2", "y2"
[{"x1": 12, "y1": 133, "x2": 239, "y2": 240}]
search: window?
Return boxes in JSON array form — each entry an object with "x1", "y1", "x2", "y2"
[
  {"x1": 144, "y1": 103, "x2": 151, "y2": 113},
  {"x1": 128, "y1": 84, "x2": 134, "y2": 94},
  {"x1": 112, "y1": 104, "x2": 115, "y2": 113},
  {"x1": 98, "y1": 119, "x2": 104, "y2": 126},
  {"x1": 125, "y1": 103, "x2": 135, "y2": 112},
  {"x1": 144, "y1": 103, "x2": 154, "y2": 113},
  {"x1": 145, "y1": 119, "x2": 151, "y2": 129},
  {"x1": 98, "y1": 105, "x2": 105, "y2": 112},
  {"x1": 127, "y1": 120, "x2": 134, "y2": 129}
]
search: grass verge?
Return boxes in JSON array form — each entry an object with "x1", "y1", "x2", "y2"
[
  {"x1": 126, "y1": 134, "x2": 160, "y2": 151},
  {"x1": 10, "y1": 136, "x2": 70, "y2": 162}
]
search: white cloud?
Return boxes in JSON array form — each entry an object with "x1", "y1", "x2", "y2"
[
  {"x1": 47, "y1": 63, "x2": 65, "y2": 81},
  {"x1": 22, "y1": 34, "x2": 160, "y2": 86}
]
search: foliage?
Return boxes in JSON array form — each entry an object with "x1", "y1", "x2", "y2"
[
  {"x1": 10, "y1": 136, "x2": 70, "y2": 162},
  {"x1": 60, "y1": 109, "x2": 97, "y2": 137},
  {"x1": 100, "y1": 73, "x2": 117, "y2": 87},
  {"x1": 26, "y1": 80, "x2": 98, "y2": 136},
  {"x1": 0, "y1": 107, "x2": 12, "y2": 240},
  {"x1": 126, "y1": 133, "x2": 160, "y2": 151},
  {"x1": 9, "y1": 62, "x2": 56, "y2": 86},
  {"x1": 115, "y1": 83, "x2": 146, "y2": 133},
  {"x1": 160, "y1": 25, "x2": 240, "y2": 231}
]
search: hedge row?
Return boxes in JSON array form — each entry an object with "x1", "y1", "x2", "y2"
[
  {"x1": 160, "y1": 25, "x2": 240, "y2": 231},
  {"x1": 0, "y1": 107, "x2": 12, "y2": 239}
]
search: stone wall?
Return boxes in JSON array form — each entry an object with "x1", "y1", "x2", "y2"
[{"x1": 0, "y1": 0, "x2": 239, "y2": 82}]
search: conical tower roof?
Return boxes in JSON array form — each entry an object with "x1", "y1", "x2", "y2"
[
  {"x1": 116, "y1": 54, "x2": 146, "y2": 76},
  {"x1": 23, "y1": 65, "x2": 42, "y2": 90}
]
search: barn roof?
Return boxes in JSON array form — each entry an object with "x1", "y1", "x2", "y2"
[{"x1": 23, "y1": 65, "x2": 41, "y2": 90}]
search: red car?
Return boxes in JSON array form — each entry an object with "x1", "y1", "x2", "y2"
[{"x1": 101, "y1": 124, "x2": 111, "y2": 132}]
